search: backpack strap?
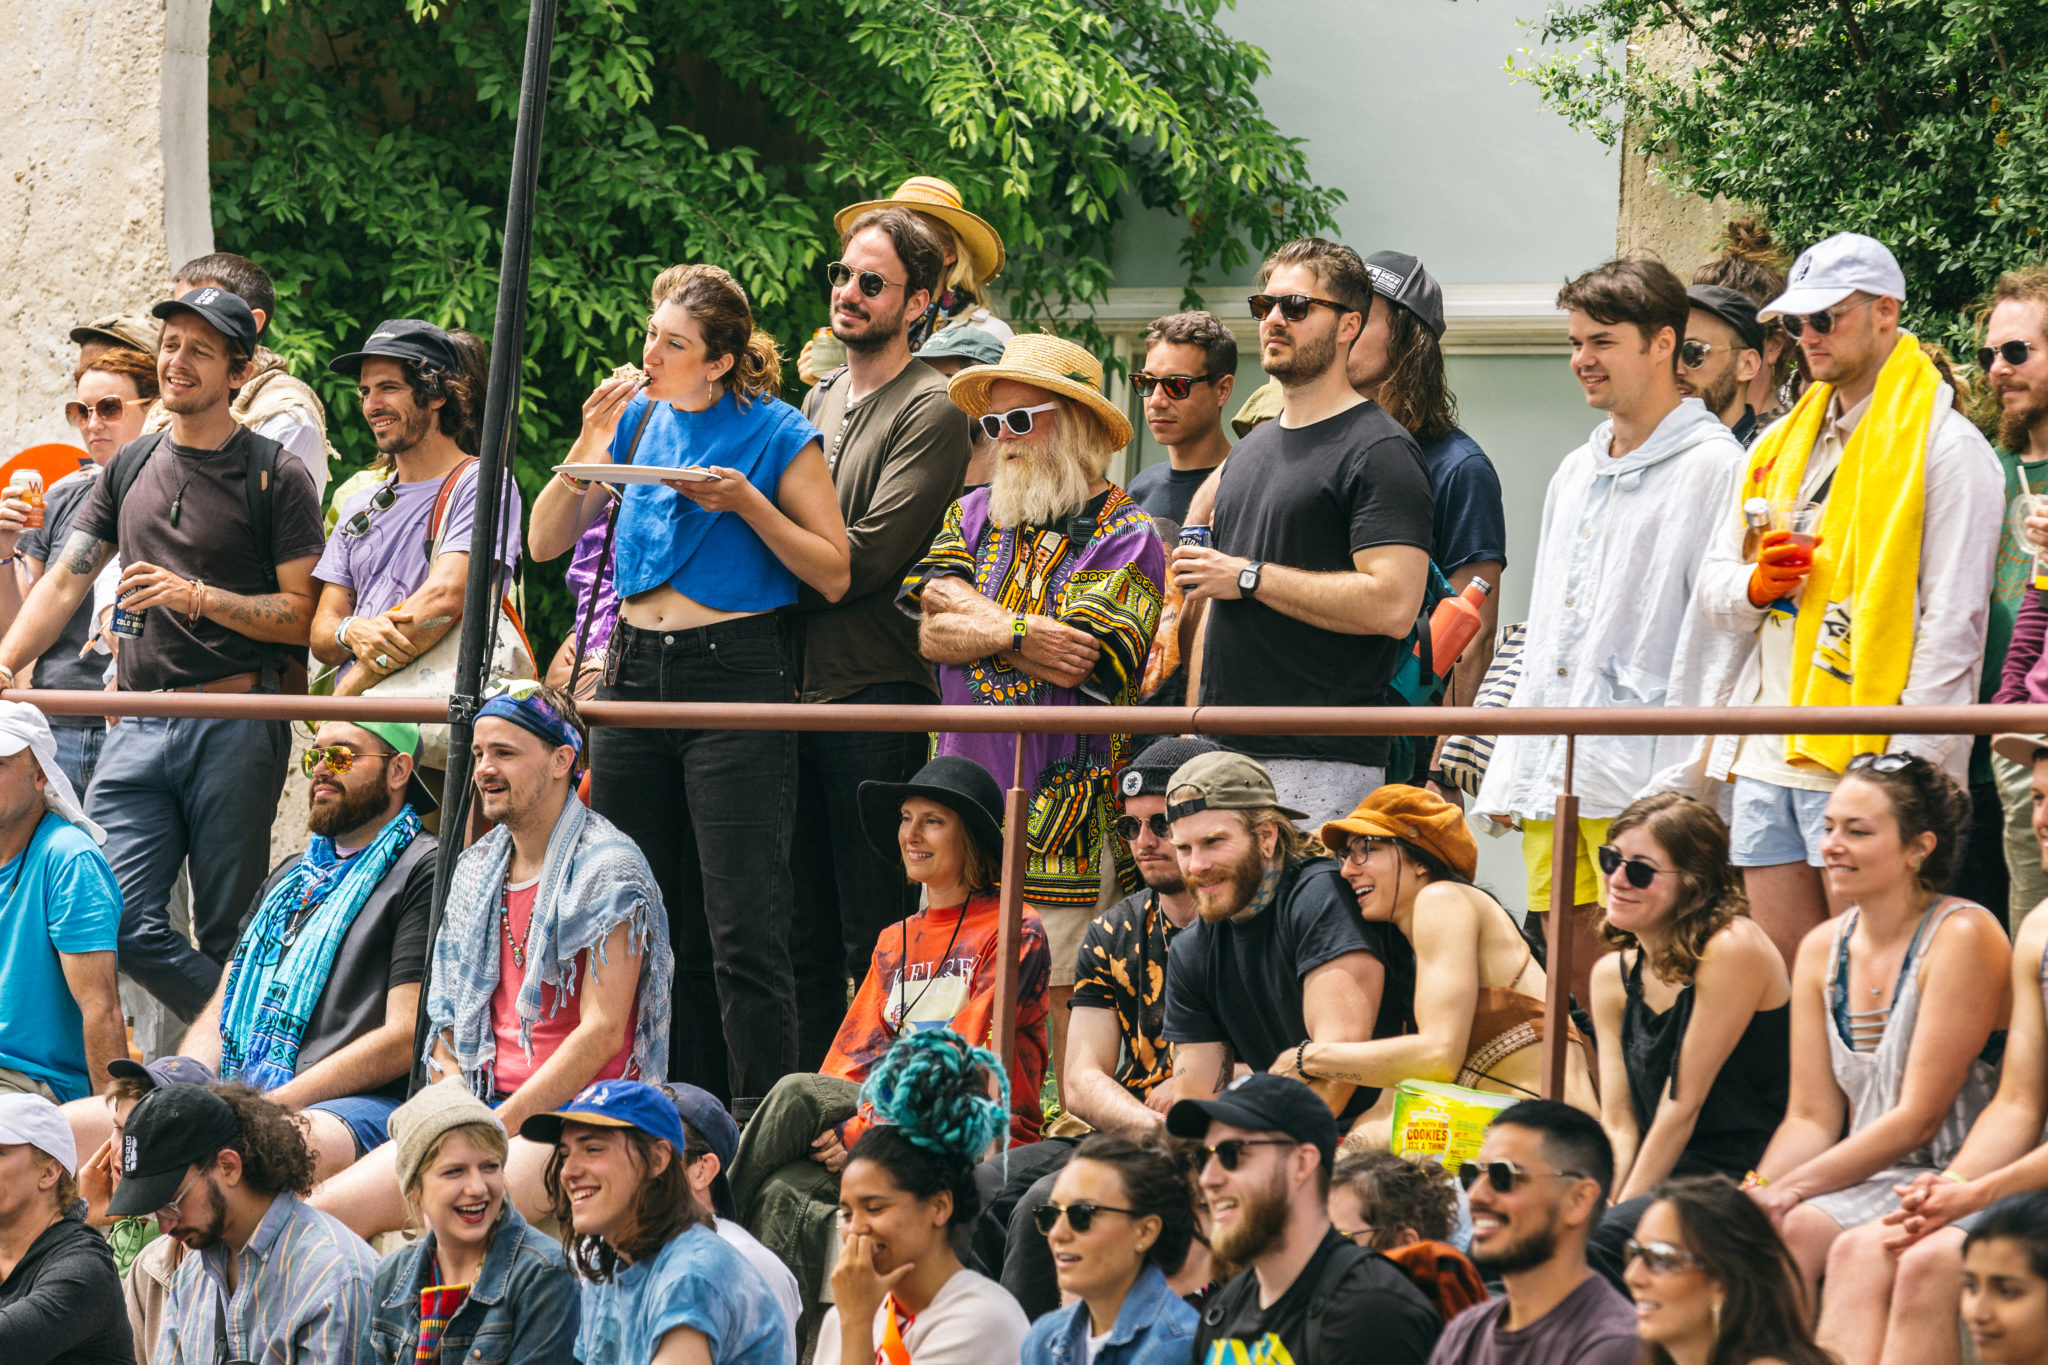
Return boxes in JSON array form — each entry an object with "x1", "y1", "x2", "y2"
[
  {"x1": 426, "y1": 457, "x2": 483, "y2": 558},
  {"x1": 1306, "y1": 1239, "x2": 1375, "y2": 1365},
  {"x1": 242, "y1": 433, "x2": 282, "y2": 581},
  {"x1": 105, "y1": 431, "x2": 171, "y2": 532}
]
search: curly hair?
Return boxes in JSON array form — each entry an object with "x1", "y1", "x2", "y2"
[
  {"x1": 1644, "y1": 1176, "x2": 1833, "y2": 1365},
  {"x1": 1373, "y1": 301, "x2": 1459, "y2": 446},
  {"x1": 848, "y1": 1029, "x2": 1010, "y2": 1227},
  {"x1": 545, "y1": 1124, "x2": 709, "y2": 1283},
  {"x1": 1597, "y1": 792, "x2": 1750, "y2": 985},
  {"x1": 1330, "y1": 1150, "x2": 1457, "y2": 1248},
  {"x1": 649, "y1": 263, "x2": 783, "y2": 404},
  {"x1": 1839, "y1": 753, "x2": 1973, "y2": 893},
  {"x1": 209, "y1": 1084, "x2": 316, "y2": 1197}
]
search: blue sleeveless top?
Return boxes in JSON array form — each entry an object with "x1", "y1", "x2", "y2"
[{"x1": 608, "y1": 389, "x2": 821, "y2": 610}]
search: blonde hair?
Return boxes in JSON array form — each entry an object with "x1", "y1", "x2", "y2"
[
  {"x1": 648, "y1": 264, "x2": 783, "y2": 403},
  {"x1": 403, "y1": 1120, "x2": 512, "y2": 1211},
  {"x1": 913, "y1": 214, "x2": 993, "y2": 308}
]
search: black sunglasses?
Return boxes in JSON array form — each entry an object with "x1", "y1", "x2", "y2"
[
  {"x1": 1780, "y1": 296, "x2": 1875, "y2": 339},
  {"x1": 340, "y1": 479, "x2": 400, "y2": 539},
  {"x1": 1456, "y1": 1159, "x2": 1587, "y2": 1194},
  {"x1": 1114, "y1": 812, "x2": 1171, "y2": 842},
  {"x1": 1131, "y1": 372, "x2": 1226, "y2": 400},
  {"x1": 1979, "y1": 340, "x2": 2039, "y2": 371},
  {"x1": 826, "y1": 261, "x2": 905, "y2": 298},
  {"x1": 1595, "y1": 844, "x2": 1675, "y2": 891},
  {"x1": 1248, "y1": 293, "x2": 1356, "y2": 324},
  {"x1": 1623, "y1": 1237, "x2": 1702, "y2": 1275},
  {"x1": 1200, "y1": 1138, "x2": 1297, "y2": 1171},
  {"x1": 1032, "y1": 1201, "x2": 1142, "y2": 1235}
]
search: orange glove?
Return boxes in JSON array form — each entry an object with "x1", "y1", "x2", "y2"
[{"x1": 1747, "y1": 529, "x2": 1822, "y2": 608}]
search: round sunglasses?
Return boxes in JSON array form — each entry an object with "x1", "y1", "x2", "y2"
[
  {"x1": 1623, "y1": 1237, "x2": 1702, "y2": 1275},
  {"x1": 1677, "y1": 337, "x2": 1749, "y2": 370},
  {"x1": 1247, "y1": 293, "x2": 1354, "y2": 324},
  {"x1": 301, "y1": 745, "x2": 395, "y2": 778},
  {"x1": 978, "y1": 403, "x2": 1059, "y2": 440},
  {"x1": 1780, "y1": 295, "x2": 1875, "y2": 340},
  {"x1": 1131, "y1": 371, "x2": 1226, "y2": 400},
  {"x1": 1033, "y1": 1201, "x2": 1142, "y2": 1235},
  {"x1": 1595, "y1": 844, "x2": 1676, "y2": 891},
  {"x1": 1980, "y1": 340, "x2": 2039, "y2": 371},
  {"x1": 826, "y1": 261, "x2": 906, "y2": 298},
  {"x1": 1114, "y1": 812, "x2": 1171, "y2": 842}
]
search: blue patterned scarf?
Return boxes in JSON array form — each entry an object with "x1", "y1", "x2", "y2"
[{"x1": 218, "y1": 804, "x2": 425, "y2": 1091}]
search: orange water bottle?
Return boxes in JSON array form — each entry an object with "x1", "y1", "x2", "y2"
[{"x1": 1417, "y1": 577, "x2": 1493, "y2": 678}]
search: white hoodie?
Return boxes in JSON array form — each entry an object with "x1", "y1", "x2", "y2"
[{"x1": 1475, "y1": 398, "x2": 1747, "y2": 821}]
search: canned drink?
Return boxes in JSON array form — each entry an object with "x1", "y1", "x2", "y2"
[
  {"x1": 7, "y1": 472, "x2": 44, "y2": 530},
  {"x1": 110, "y1": 592, "x2": 145, "y2": 639},
  {"x1": 1178, "y1": 526, "x2": 1212, "y2": 549}
]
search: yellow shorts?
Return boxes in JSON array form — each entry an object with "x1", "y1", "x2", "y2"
[{"x1": 1521, "y1": 817, "x2": 1612, "y2": 915}]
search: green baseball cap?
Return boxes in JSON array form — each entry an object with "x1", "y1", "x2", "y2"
[
  {"x1": 1165, "y1": 750, "x2": 1306, "y2": 823},
  {"x1": 356, "y1": 720, "x2": 439, "y2": 814}
]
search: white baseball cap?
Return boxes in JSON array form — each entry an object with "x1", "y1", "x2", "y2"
[
  {"x1": 0, "y1": 701, "x2": 102, "y2": 843},
  {"x1": 0, "y1": 1091, "x2": 78, "y2": 1174},
  {"x1": 1761, "y1": 232, "x2": 1907, "y2": 318}
]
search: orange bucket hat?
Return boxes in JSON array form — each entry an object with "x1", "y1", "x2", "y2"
[{"x1": 1320, "y1": 785, "x2": 1477, "y2": 881}]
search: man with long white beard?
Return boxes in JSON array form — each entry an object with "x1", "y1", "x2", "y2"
[
  {"x1": 1156, "y1": 751, "x2": 1391, "y2": 1129},
  {"x1": 904, "y1": 333, "x2": 1163, "y2": 1095}
]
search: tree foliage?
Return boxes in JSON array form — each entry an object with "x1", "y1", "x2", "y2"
[
  {"x1": 211, "y1": 0, "x2": 1337, "y2": 642},
  {"x1": 1498, "y1": 0, "x2": 2048, "y2": 350}
]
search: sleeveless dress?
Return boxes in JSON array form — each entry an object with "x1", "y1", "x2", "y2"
[{"x1": 1804, "y1": 899, "x2": 2000, "y2": 1229}]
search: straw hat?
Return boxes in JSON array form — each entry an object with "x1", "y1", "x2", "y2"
[
  {"x1": 946, "y1": 333, "x2": 1133, "y2": 452},
  {"x1": 834, "y1": 175, "x2": 1006, "y2": 285}
]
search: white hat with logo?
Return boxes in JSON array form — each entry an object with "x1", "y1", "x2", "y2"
[{"x1": 1761, "y1": 232, "x2": 1907, "y2": 318}]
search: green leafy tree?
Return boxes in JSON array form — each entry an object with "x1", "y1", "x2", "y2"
[
  {"x1": 211, "y1": 0, "x2": 1338, "y2": 644},
  {"x1": 1497, "y1": 1, "x2": 2048, "y2": 350}
]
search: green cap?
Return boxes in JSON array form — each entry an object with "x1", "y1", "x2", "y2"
[
  {"x1": 1165, "y1": 750, "x2": 1305, "y2": 822},
  {"x1": 355, "y1": 720, "x2": 439, "y2": 814},
  {"x1": 1230, "y1": 377, "x2": 1283, "y2": 437}
]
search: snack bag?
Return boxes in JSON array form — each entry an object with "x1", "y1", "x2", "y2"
[{"x1": 1389, "y1": 1079, "x2": 1520, "y2": 1173}]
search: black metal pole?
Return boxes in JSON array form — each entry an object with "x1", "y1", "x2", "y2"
[{"x1": 411, "y1": 0, "x2": 561, "y2": 1092}]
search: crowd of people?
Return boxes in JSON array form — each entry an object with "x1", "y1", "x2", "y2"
[{"x1": 7, "y1": 168, "x2": 2048, "y2": 1365}]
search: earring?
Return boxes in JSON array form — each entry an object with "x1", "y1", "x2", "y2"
[{"x1": 1711, "y1": 1299, "x2": 1723, "y2": 1335}]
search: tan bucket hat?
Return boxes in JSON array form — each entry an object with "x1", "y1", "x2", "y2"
[
  {"x1": 835, "y1": 175, "x2": 1005, "y2": 285},
  {"x1": 946, "y1": 333, "x2": 1133, "y2": 452}
]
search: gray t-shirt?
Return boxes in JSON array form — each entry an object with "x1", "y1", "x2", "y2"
[
  {"x1": 1427, "y1": 1273, "x2": 1639, "y2": 1365},
  {"x1": 18, "y1": 464, "x2": 107, "y2": 718}
]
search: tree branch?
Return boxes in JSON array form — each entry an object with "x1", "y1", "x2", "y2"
[{"x1": 1832, "y1": 0, "x2": 1903, "y2": 138}]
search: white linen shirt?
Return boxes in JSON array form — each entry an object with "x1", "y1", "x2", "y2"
[{"x1": 1475, "y1": 399, "x2": 1746, "y2": 821}]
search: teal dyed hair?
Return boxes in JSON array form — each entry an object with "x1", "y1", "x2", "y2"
[{"x1": 859, "y1": 1028, "x2": 1010, "y2": 1163}]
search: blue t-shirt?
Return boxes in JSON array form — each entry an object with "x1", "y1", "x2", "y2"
[
  {"x1": 1418, "y1": 426, "x2": 1507, "y2": 574},
  {"x1": 575, "y1": 1222, "x2": 794, "y2": 1365},
  {"x1": 609, "y1": 390, "x2": 821, "y2": 610},
  {"x1": 0, "y1": 813, "x2": 122, "y2": 1100}
]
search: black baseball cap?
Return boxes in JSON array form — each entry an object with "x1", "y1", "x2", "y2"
[
  {"x1": 1116, "y1": 736, "x2": 1224, "y2": 802},
  {"x1": 104, "y1": 1083, "x2": 239, "y2": 1218},
  {"x1": 329, "y1": 319, "x2": 464, "y2": 378},
  {"x1": 151, "y1": 288, "x2": 260, "y2": 356},
  {"x1": 106, "y1": 1055, "x2": 219, "y2": 1091},
  {"x1": 1363, "y1": 251, "x2": 1446, "y2": 340},
  {"x1": 1166, "y1": 1073, "x2": 1339, "y2": 1169},
  {"x1": 1686, "y1": 284, "x2": 1766, "y2": 353}
]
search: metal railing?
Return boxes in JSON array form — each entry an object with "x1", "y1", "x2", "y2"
[{"x1": 20, "y1": 687, "x2": 2048, "y2": 1107}]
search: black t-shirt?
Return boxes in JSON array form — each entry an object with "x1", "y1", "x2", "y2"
[
  {"x1": 1194, "y1": 1229, "x2": 1439, "y2": 1365},
  {"x1": 241, "y1": 836, "x2": 438, "y2": 1100},
  {"x1": 19, "y1": 465, "x2": 107, "y2": 717},
  {"x1": 1199, "y1": 400, "x2": 1435, "y2": 765},
  {"x1": 0, "y1": 1207, "x2": 135, "y2": 1364},
  {"x1": 1162, "y1": 857, "x2": 1395, "y2": 1119},
  {"x1": 1127, "y1": 460, "x2": 1220, "y2": 528},
  {"x1": 73, "y1": 427, "x2": 327, "y2": 691}
]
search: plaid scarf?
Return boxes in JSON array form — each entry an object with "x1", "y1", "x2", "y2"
[
  {"x1": 425, "y1": 793, "x2": 671, "y2": 1092},
  {"x1": 219, "y1": 805, "x2": 424, "y2": 1091}
]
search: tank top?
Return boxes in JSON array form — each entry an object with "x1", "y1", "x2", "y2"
[{"x1": 1620, "y1": 946, "x2": 1790, "y2": 1177}]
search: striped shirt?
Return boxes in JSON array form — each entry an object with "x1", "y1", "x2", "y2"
[{"x1": 153, "y1": 1191, "x2": 377, "y2": 1365}]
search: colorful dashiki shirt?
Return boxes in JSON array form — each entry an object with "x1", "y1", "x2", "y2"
[{"x1": 900, "y1": 483, "x2": 1164, "y2": 906}]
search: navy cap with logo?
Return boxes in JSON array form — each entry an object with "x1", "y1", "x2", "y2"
[
  {"x1": 668, "y1": 1083, "x2": 741, "y2": 1220},
  {"x1": 1363, "y1": 250, "x2": 1447, "y2": 341},
  {"x1": 329, "y1": 319, "x2": 464, "y2": 378},
  {"x1": 151, "y1": 288, "x2": 260, "y2": 356},
  {"x1": 1166, "y1": 1072, "x2": 1340, "y2": 1169},
  {"x1": 104, "y1": 1082, "x2": 240, "y2": 1219},
  {"x1": 519, "y1": 1078, "x2": 690, "y2": 1155},
  {"x1": 106, "y1": 1055, "x2": 219, "y2": 1092}
]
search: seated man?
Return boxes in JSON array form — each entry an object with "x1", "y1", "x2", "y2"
[
  {"x1": 311, "y1": 683, "x2": 672, "y2": 1238},
  {"x1": 161, "y1": 721, "x2": 439, "y2": 1178},
  {"x1": 669, "y1": 1082, "x2": 802, "y2": 1338},
  {"x1": 1161, "y1": 750, "x2": 1391, "y2": 1122},
  {"x1": 107, "y1": 1082, "x2": 376, "y2": 1365}
]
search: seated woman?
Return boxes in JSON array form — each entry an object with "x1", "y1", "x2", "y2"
[
  {"x1": 727, "y1": 756, "x2": 1049, "y2": 1330},
  {"x1": 1586, "y1": 792, "x2": 1791, "y2": 1288},
  {"x1": 1275, "y1": 785, "x2": 1596, "y2": 1133},
  {"x1": 362, "y1": 1085, "x2": 578, "y2": 1364},
  {"x1": 1328, "y1": 1150, "x2": 1485, "y2": 1324},
  {"x1": 523, "y1": 1079, "x2": 793, "y2": 1365},
  {"x1": 1962, "y1": 1193, "x2": 2048, "y2": 1365},
  {"x1": 1743, "y1": 753, "x2": 2009, "y2": 1315},
  {"x1": 818, "y1": 1029, "x2": 1031, "y2": 1365},
  {"x1": 1625, "y1": 1175, "x2": 1832, "y2": 1365}
]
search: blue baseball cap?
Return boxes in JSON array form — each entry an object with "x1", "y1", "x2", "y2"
[
  {"x1": 106, "y1": 1055, "x2": 218, "y2": 1091},
  {"x1": 669, "y1": 1083, "x2": 740, "y2": 1220},
  {"x1": 518, "y1": 1079, "x2": 687, "y2": 1154}
]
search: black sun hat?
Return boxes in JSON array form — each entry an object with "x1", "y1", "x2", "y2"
[{"x1": 858, "y1": 756, "x2": 1006, "y2": 867}]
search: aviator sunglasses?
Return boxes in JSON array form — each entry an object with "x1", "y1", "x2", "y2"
[
  {"x1": 301, "y1": 745, "x2": 395, "y2": 778},
  {"x1": 1623, "y1": 1238, "x2": 1703, "y2": 1275},
  {"x1": 1033, "y1": 1201, "x2": 1142, "y2": 1235},
  {"x1": 1596, "y1": 844, "x2": 1677, "y2": 891},
  {"x1": 826, "y1": 261, "x2": 906, "y2": 298}
]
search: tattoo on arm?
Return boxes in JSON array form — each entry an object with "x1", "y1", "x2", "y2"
[
  {"x1": 224, "y1": 593, "x2": 304, "y2": 628},
  {"x1": 59, "y1": 533, "x2": 113, "y2": 579}
]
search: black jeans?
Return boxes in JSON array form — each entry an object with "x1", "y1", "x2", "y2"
[
  {"x1": 592, "y1": 617, "x2": 798, "y2": 1105},
  {"x1": 790, "y1": 681, "x2": 932, "y2": 1069}
]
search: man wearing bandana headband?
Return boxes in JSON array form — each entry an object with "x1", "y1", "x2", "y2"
[{"x1": 312, "y1": 682, "x2": 675, "y2": 1240}]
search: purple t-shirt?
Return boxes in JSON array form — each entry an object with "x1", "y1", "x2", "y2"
[
  {"x1": 315, "y1": 462, "x2": 524, "y2": 642},
  {"x1": 1427, "y1": 1273, "x2": 1638, "y2": 1365}
]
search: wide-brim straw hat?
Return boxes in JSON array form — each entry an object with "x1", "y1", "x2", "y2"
[
  {"x1": 835, "y1": 175, "x2": 1006, "y2": 285},
  {"x1": 946, "y1": 333, "x2": 1134, "y2": 452}
]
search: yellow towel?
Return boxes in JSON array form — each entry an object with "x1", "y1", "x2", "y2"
[{"x1": 1736, "y1": 333, "x2": 1939, "y2": 773}]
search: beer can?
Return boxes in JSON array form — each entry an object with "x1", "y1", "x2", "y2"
[
  {"x1": 110, "y1": 591, "x2": 145, "y2": 639},
  {"x1": 1178, "y1": 526, "x2": 1212, "y2": 549}
]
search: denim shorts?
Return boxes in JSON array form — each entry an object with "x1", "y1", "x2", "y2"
[
  {"x1": 1729, "y1": 776, "x2": 1832, "y2": 868},
  {"x1": 304, "y1": 1093, "x2": 404, "y2": 1159}
]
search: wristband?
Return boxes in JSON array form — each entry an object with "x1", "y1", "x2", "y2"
[
  {"x1": 0, "y1": 664, "x2": 17, "y2": 689},
  {"x1": 1741, "y1": 1170, "x2": 1768, "y2": 1189},
  {"x1": 187, "y1": 580, "x2": 205, "y2": 626},
  {"x1": 1295, "y1": 1039, "x2": 1313, "y2": 1081},
  {"x1": 557, "y1": 469, "x2": 593, "y2": 494},
  {"x1": 1011, "y1": 615, "x2": 1027, "y2": 652},
  {"x1": 1940, "y1": 1169, "x2": 1968, "y2": 1184},
  {"x1": 335, "y1": 616, "x2": 356, "y2": 649}
]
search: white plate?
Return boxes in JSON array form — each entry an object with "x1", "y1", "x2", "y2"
[{"x1": 554, "y1": 462, "x2": 721, "y2": 484}]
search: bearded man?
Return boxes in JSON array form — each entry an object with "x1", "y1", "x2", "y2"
[
  {"x1": 904, "y1": 332, "x2": 1163, "y2": 1095},
  {"x1": 1166, "y1": 1074, "x2": 1438, "y2": 1365},
  {"x1": 1157, "y1": 751, "x2": 1392, "y2": 1128}
]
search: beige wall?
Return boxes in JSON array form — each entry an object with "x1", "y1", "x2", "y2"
[
  {"x1": 1614, "y1": 25, "x2": 1728, "y2": 274},
  {"x1": 0, "y1": 0, "x2": 212, "y2": 455}
]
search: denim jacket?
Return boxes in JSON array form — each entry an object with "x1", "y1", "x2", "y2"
[
  {"x1": 357, "y1": 1203, "x2": 580, "y2": 1365},
  {"x1": 1021, "y1": 1263, "x2": 1198, "y2": 1365}
]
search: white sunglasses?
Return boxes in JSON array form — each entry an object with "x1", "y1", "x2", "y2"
[{"x1": 978, "y1": 402, "x2": 1059, "y2": 440}]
